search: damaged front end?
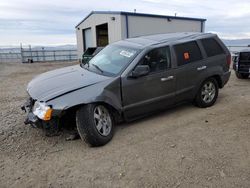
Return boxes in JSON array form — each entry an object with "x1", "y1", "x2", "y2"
[
  {"x1": 21, "y1": 97, "x2": 60, "y2": 136},
  {"x1": 21, "y1": 97, "x2": 39, "y2": 126}
]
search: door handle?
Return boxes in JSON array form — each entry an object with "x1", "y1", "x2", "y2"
[
  {"x1": 197, "y1": 66, "x2": 207, "y2": 71},
  {"x1": 161, "y1": 76, "x2": 174, "y2": 82}
]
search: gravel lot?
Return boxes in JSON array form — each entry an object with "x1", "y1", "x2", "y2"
[{"x1": 0, "y1": 62, "x2": 250, "y2": 188}]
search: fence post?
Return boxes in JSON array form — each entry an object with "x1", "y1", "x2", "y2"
[
  {"x1": 29, "y1": 45, "x2": 33, "y2": 61},
  {"x1": 20, "y1": 43, "x2": 24, "y2": 63},
  {"x1": 42, "y1": 47, "x2": 45, "y2": 61},
  {"x1": 54, "y1": 51, "x2": 56, "y2": 61}
]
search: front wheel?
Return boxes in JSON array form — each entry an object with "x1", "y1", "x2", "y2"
[
  {"x1": 76, "y1": 104, "x2": 114, "y2": 147},
  {"x1": 194, "y1": 78, "x2": 219, "y2": 108}
]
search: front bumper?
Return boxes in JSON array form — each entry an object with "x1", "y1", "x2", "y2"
[
  {"x1": 21, "y1": 97, "x2": 40, "y2": 127},
  {"x1": 24, "y1": 112, "x2": 39, "y2": 125},
  {"x1": 21, "y1": 97, "x2": 61, "y2": 132}
]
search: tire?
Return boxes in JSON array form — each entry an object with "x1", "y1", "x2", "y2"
[
  {"x1": 76, "y1": 104, "x2": 114, "y2": 147},
  {"x1": 194, "y1": 78, "x2": 219, "y2": 108},
  {"x1": 235, "y1": 72, "x2": 249, "y2": 79}
]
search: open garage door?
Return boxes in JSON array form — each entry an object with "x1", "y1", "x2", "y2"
[
  {"x1": 83, "y1": 28, "x2": 93, "y2": 51},
  {"x1": 96, "y1": 23, "x2": 109, "y2": 47}
]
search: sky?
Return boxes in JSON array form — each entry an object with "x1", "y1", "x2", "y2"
[{"x1": 0, "y1": 0, "x2": 250, "y2": 46}]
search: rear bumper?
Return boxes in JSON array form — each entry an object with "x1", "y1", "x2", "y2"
[{"x1": 221, "y1": 71, "x2": 231, "y2": 87}]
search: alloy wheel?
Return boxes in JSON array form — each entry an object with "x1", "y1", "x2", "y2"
[
  {"x1": 93, "y1": 105, "x2": 112, "y2": 136},
  {"x1": 201, "y1": 81, "x2": 216, "y2": 103}
]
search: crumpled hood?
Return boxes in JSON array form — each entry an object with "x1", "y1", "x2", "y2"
[{"x1": 27, "y1": 65, "x2": 110, "y2": 101}]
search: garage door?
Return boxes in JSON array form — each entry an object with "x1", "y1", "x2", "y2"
[{"x1": 83, "y1": 28, "x2": 93, "y2": 50}]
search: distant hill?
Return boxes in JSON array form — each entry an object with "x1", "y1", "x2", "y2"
[
  {"x1": 222, "y1": 39, "x2": 250, "y2": 47},
  {"x1": 0, "y1": 44, "x2": 77, "y2": 53},
  {"x1": 31, "y1": 44, "x2": 77, "y2": 50}
]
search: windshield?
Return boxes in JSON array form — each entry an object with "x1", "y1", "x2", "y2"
[{"x1": 83, "y1": 44, "x2": 139, "y2": 76}]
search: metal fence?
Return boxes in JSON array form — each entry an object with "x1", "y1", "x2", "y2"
[
  {"x1": 1, "y1": 45, "x2": 250, "y2": 63},
  {"x1": 0, "y1": 52, "x2": 22, "y2": 63},
  {"x1": 0, "y1": 46, "x2": 78, "y2": 63}
]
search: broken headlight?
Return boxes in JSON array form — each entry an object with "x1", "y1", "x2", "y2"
[{"x1": 33, "y1": 101, "x2": 52, "y2": 121}]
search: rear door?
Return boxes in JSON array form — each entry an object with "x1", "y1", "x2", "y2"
[
  {"x1": 121, "y1": 46, "x2": 176, "y2": 119},
  {"x1": 173, "y1": 41, "x2": 205, "y2": 102}
]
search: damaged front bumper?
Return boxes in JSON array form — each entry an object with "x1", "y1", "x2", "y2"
[
  {"x1": 21, "y1": 97, "x2": 61, "y2": 135},
  {"x1": 21, "y1": 98, "x2": 39, "y2": 125}
]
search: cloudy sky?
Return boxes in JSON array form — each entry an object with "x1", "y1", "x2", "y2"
[{"x1": 0, "y1": 0, "x2": 250, "y2": 46}]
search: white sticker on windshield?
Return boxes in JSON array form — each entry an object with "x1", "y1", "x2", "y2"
[{"x1": 120, "y1": 50, "x2": 135, "y2": 58}]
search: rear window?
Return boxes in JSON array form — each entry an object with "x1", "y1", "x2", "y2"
[
  {"x1": 174, "y1": 41, "x2": 202, "y2": 66},
  {"x1": 201, "y1": 38, "x2": 224, "y2": 57}
]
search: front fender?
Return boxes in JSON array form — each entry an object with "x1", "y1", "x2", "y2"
[{"x1": 47, "y1": 77, "x2": 122, "y2": 116}]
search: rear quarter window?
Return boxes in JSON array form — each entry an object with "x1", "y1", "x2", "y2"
[
  {"x1": 174, "y1": 41, "x2": 202, "y2": 66},
  {"x1": 201, "y1": 38, "x2": 225, "y2": 57}
]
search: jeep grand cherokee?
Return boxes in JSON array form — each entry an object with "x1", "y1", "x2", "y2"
[{"x1": 22, "y1": 32, "x2": 231, "y2": 146}]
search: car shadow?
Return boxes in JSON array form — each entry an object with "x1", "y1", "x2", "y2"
[{"x1": 35, "y1": 96, "x2": 228, "y2": 148}]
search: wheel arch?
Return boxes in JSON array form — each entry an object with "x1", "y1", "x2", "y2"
[
  {"x1": 63, "y1": 101, "x2": 122, "y2": 124},
  {"x1": 195, "y1": 75, "x2": 221, "y2": 95},
  {"x1": 212, "y1": 75, "x2": 223, "y2": 88}
]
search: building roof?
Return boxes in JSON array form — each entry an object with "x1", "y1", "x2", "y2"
[
  {"x1": 75, "y1": 11, "x2": 206, "y2": 28},
  {"x1": 116, "y1": 32, "x2": 215, "y2": 48}
]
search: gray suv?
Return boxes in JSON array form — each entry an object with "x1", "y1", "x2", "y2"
[{"x1": 22, "y1": 32, "x2": 231, "y2": 146}]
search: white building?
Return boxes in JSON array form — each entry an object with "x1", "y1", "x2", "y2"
[{"x1": 75, "y1": 11, "x2": 206, "y2": 58}]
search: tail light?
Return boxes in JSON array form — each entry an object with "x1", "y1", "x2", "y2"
[{"x1": 227, "y1": 54, "x2": 231, "y2": 67}]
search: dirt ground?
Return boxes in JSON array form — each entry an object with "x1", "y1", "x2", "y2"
[{"x1": 0, "y1": 62, "x2": 249, "y2": 188}]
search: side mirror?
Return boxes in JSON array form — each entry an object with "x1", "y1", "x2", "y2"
[{"x1": 130, "y1": 65, "x2": 150, "y2": 78}]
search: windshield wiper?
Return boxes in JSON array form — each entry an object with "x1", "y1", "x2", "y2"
[{"x1": 91, "y1": 64, "x2": 103, "y2": 73}]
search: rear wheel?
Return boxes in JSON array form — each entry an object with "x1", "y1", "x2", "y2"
[
  {"x1": 194, "y1": 78, "x2": 218, "y2": 108},
  {"x1": 76, "y1": 104, "x2": 114, "y2": 147},
  {"x1": 235, "y1": 72, "x2": 249, "y2": 79}
]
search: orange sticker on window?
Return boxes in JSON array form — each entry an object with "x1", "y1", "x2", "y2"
[{"x1": 184, "y1": 52, "x2": 190, "y2": 60}]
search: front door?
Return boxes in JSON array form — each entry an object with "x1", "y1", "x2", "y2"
[{"x1": 121, "y1": 46, "x2": 176, "y2": 119}]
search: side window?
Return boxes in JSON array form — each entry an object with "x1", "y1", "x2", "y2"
[
  {"x1": 174, "y1": 41, "x2": 202, "y2": 66},
  {"x1": 140, "y1": 46, "x2": 171, "y2": 74},
  {"x1": 201, "y1": 38, "x2": 225, "y2": 57}
]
